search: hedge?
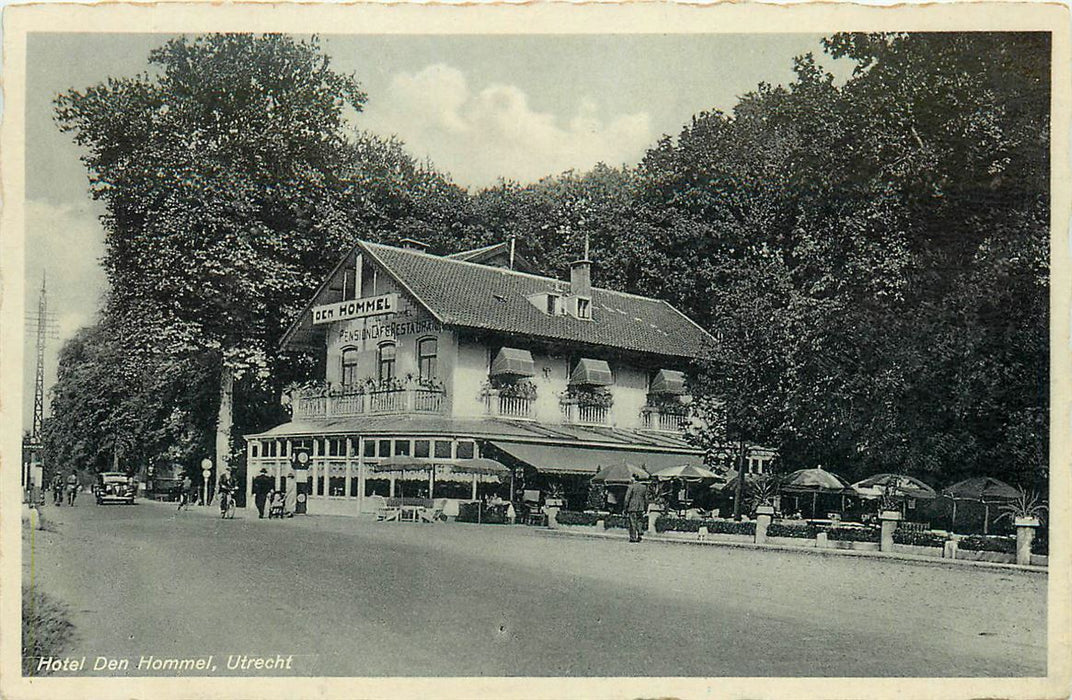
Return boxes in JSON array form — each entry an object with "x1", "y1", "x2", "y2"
[
  {"x1": 767, "y1": 523, "x2": 816, "y2": 539},
  {"x1": 821, "y1": 526, "x2": 880, "y2": 543},
  {"x1": 654, "y1": 517, "x2": 756, "y2": 536},
  {"x1": 604, "y1": 515, "x2": 630, "y2": 530},
  {"x1": 555, "y1": 510, "x2": 600, "y2": 527},
  {"x1": 958, "y1": 535, "x2": 1016, "y2": 554},
  {"x1": 893, "y1": 530, "x2": 947, "y2": 548}
]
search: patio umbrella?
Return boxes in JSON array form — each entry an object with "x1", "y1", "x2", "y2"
[
  {"x1": 451, "y1": 458, "x2": 511, "y2": 501},
  {"x1": 650, "y1": 464, "x2": 721, "y2": 481},
  {"x1": 651, "y1": 464, "x2": 720, "y2": 510},
  {"x1": 590, "y1": 463, "x2": 650, "y2": 485},
  {"x1": 369, "y1": 457, "x2": 438, "y2": 498},
  {"x1": 851, "y1": 473, "x2": 937, "y2": 500},
  {"x1": 780, "y1": 466, "x2": 851, "y2": 516},
  {"x1": 940, "y1": 477, "x2": 1020, "y2": 535},
  {"x1": 716, "y1": 471, "x2": 762, "y2": 493}
]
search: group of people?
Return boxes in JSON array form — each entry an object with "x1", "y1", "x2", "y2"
[
  {"x1": 252, "y1": 467, "x2": 295, "y2": 519},
  {"x1": 49, "y1": 472, "x2": 81, "y2": 506},
  {"x1": 176, "y1": 469, "x2": 239, "y2": 515}
]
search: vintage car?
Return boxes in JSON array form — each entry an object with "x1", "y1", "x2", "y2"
[{"x1": 95, "y1": 472, "x2": 136, "y2": 505}]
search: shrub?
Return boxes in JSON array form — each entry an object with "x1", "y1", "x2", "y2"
[
  {"x1": 1031, "y1": 529, "x2": 1048, "y2": 555},
  {"x1": 555, "y1": 510, "x2": 600, "y2": 527},
  {"x1": 958, "y1": 535, "x2": 1016, "y2": 553},
  {"x1": 604, "y1": 515, "x2": 630, "y2": 530},
  {"x1": 22, "y1": 585, "x2": 74, "y2": 675},
  {"x1": 767, "y1": 522, "x2": 816, "y2": 539},
  {"x1": 893, "y1": 530, "x2": 947, "y2": 548},
  {"x1": 456, "y1": 502, "x2": 508, "y2": 524}
]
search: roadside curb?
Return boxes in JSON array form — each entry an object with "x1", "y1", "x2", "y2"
[{"x1": 532, "y1": 525, "x2": 1048, "y2": 575}]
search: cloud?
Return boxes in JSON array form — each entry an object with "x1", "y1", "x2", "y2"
[{"x1": 361, "y1": 64, "x2": 653, "y2": 188}]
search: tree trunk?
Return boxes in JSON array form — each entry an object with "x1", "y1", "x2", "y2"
[
  {"x1": 215, "y1": 365, "x2": 234, "y2": 478},
  {"x1": 732, "y1": 439, "x2": 747, "y2": 521}
]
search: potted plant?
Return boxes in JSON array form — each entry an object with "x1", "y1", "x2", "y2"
[
  {"x1": 749, "y1": 476, "x2": 779, "y2": 517},
  {"x1": 997, "y1": 489, "x2": 1047, "y2": 528}
]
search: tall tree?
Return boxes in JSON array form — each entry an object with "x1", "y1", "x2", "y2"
[{"x1": 55, "y1": 34, "x2": 368, "y2": 475}]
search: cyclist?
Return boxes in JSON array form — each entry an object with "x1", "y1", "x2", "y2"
[{"x1": 217, "y1": 469, "x2": 236, "y2": 518}]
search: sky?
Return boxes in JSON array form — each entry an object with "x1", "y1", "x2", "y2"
[{"x1": 22, "y1": 32, "x2": 854, "y2": 427}]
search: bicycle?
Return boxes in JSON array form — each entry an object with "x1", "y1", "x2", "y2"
[{"x1": 219, "y1": 489, "x2": 236, "y2": 519}]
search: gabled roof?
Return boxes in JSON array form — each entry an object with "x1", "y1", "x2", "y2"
[{"x1": 281, "y1": 240, "x2": 717, "y2": 361}]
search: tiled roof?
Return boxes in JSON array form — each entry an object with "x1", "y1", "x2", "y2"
[{"x1": 362, "y1": 242, "x2": 716, "y2": 361}]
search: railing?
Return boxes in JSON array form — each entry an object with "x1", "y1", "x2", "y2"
[
  {"x1": 641, "y1": 407, "x2": 686, "y2": 432},
  {"x1": 484, "y1": 392, "x2": 535, "y2": 419},
  {"x1": 294, "y1": 387, "x2": 446, "y2": 421},
  {"x1": 562, "y1": 402, "x2": 610, "y2": 426}
]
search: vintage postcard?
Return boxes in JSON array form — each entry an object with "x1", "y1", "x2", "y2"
[{"x1": 1, "y1": 2, "x2": 1069, "y2": 699}]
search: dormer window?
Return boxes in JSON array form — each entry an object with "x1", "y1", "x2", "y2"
[
  {"x1": 575, "y1": 297, "x2": 591, "y2": 320},
  {"x1": 546, "y1": 294, "x2": 559, "y2": 316}
]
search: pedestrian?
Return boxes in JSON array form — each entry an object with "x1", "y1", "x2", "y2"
[
  {"x1": 623, "y1": 473, "x2": 650, "y2": 543},
  {"x1": 65, "y1": 472, "x2": 79, "y2": 506},
  {"x1": 252, "y1": 468, "x2": 273, "y2": 519},
  {"x1": 177, "y1": 473, "x2": 193, "y2": 511},
  {"x1": 284, "y1": 468, "x2": 297, "y2": 517},
  {"x1": 51, "y1": 474, "x2": 64, "y2": 506}
]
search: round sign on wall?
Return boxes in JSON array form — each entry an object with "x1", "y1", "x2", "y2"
[{"x1": 297, "y1": 493, "x2": 307, "y2": 503}]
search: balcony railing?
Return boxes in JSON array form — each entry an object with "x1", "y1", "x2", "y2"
[
  {"x1": 293, "y1": 387, "x2": 446, "y2": 421},
  {"x1": 562, "y1": 402, "x2": 610, "y2": 427},
  {"x1": 484, "y1": 392, "x2": 535, "y2": 419},
  {"x1": 640, "y1": 406, "x2": 686, "y2": 432}
]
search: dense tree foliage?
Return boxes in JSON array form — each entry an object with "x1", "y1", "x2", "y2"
[{"x1": 47, "y1": 32, "x2": 1048, "y2": 491}]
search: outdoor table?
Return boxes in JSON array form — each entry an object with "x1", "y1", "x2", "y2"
[{"x1": 399, "y1": 504, "x2": 425, "y2": 522}]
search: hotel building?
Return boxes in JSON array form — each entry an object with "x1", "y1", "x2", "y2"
[{"x1": 244, "y1": 239, "x2": 773, "y2": 515}]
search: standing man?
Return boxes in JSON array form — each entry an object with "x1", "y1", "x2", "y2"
[
  {"x1": 623, "y1": 473, "x2": 650, "y2": 543},
  {"x1": 177, "y1": 472, "x2": 193, "y2": 511},
  {"x1": 65, "y1": 472, "x2": 79, "y2": 506},
  {"x1": 251, "y1": 468, "x2": 273, "y2": 519}
]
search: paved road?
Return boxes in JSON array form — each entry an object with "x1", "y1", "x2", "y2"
[{"x1": 23, "y1": 499, "x2": 1046, "y2": 677}]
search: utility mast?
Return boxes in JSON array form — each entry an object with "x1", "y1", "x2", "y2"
[{"x1": 23, "y1": 274, "x2": 58, "y2": 493}]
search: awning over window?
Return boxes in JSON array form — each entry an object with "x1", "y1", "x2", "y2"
[
  {"x1": 490, "y1": 347, "x2": 536, "y2": 378},
  {"x1": 490, "y1": 441, "x2": 700, "y2": 476},
  {"x1": 650, "y1": 369, "x2": 686, "y2": 395},
  {"x1": 569, "y1": 358, "x2": 613, "y2": 386}
]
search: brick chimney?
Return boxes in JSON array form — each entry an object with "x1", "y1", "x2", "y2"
[{"x1": 569, "y1": 235, "x2": 591, "y2": 297}]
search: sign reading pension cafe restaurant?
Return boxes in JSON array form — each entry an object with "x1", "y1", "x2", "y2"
[{"x1": 244, "y1": 238, "x2": 775, "y2": 517}]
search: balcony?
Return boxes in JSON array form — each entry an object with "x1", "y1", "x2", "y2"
[
  {"x1": 293, "y1": 386, "x2": 446, "y2": 421},
  {"x1": 561, "y1": 401, "x2": 610, "y2": 427},
  {"x1": 640, "y1": 406, "x2": 687, "y2": 433},
  {"x1": 484, "y1": 392, "x2": 535, "y2": 420}
]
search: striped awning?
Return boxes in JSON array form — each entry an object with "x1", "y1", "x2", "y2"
[
  {"x1": 490, "y1": 347, "x2": 536, "y2": 378},
  {"x1": 649, "y1": 369, "x2": 686, "y2": 395},
  {"x1": 569, "y1": 358, "x2": 613, "y2": 386},
  {"x1": 491, "y1": 441, "x2": 700, "y2": 476}
]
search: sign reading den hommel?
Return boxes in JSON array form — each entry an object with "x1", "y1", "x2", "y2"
[{"x1": 311, "y1": 293, "x2": 398, "y2": 324}]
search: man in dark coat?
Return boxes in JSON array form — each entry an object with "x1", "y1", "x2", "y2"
[
  {"x1": 623, "y1": 473, "x2": 650, "y2": 543},
  {"x1": 252, "y1": 468, "x2": 274, "y2": 519}
]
